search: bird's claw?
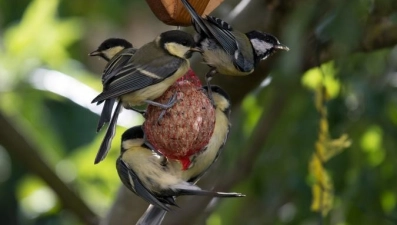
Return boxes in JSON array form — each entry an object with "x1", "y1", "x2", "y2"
[
  {"x1": 156, "y1": 91, "x2": 178, "y2": 124},
  {"x1": 205, "y1": 69, "x2": 216, "y2": 106}
]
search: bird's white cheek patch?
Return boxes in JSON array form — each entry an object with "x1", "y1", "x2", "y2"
[
  {"x1": 104, "y1": 46, "x2": 125, "y2": 59},
  {"x1": 165, "y1": 43, "x2": 190, "y2": 58},
  {"x1": 122, "y1": 139, "x2": 144, "y2": 150},
  {"x1": 251, "y1": 39, "x2": 273, "y2": 54}
]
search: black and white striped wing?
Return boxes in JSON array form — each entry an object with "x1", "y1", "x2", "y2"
[
  {"x1": 92, "y1": 56, "x2": 183, "y2": 103},
  {"x1": 116, "y1": 158, "x2": 171, "y2": 211}
]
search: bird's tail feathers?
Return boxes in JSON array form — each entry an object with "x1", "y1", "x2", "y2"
[
  {"x1": 173, "y1": 182, "x2": 245, "y2": 197},
  {"x1": 178, "y1": 189, "x2": 245, "y2": 197},
  {"x1": 136, "y1": 205, "x2": 168, "y2": 225},
  {"x1": 96, "y1": 98, "x2": 116, "y2": 132},
  {"x1": 94, "y1": 101, "x2": 122, "y2": 164},
  {"x1": 180, "y1": 0, "x2": 210, "y2": 35}
]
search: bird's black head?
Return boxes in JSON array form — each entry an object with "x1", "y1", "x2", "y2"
[
  {"x1": 121, "y1": 126, "x2": 144, "y2": 142},
  {"x1": 90, "y1": 38, "x2": 133, "y2": 61},
  {"x1": 158, "y1": 30, "x2": 199, "y2": 58},
  {"x1": 120, "y1": 126, "x2": 145, "y2": 153},
  {"x1": 245, "y1": 31, "x2": 289, "y2": 64},
  {"x1": 203, "y1": 85, "x2": 231, "y2": 116}
]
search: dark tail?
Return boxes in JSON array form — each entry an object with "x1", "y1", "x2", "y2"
[
  {"x1": 94, "y1": 101, "x2": 122, "y2": 164},
  {"x1": 180, "y1": 0, "x2": 210, "y2": 35},
  {"x1": 178, "y1": 189, "x2": 245, "y2": 198},
  {"x1": 96, "y1": 98, "x2": 116, "y2": 132},
  {"x1": 136, "y1": 205, "x2": 168, "y2": 225}
]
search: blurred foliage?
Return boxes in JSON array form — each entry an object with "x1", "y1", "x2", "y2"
[{"x1": 0, "y1": 0, "x2": 396, "y2": 225}]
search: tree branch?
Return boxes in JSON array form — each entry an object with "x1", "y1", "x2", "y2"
[{"x1": 0, "y1": 111, "x2": 99, "y2": 225}]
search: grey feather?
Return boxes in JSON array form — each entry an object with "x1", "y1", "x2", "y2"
[
  {"x1": 96, "y1": 98, "x2": 116, "y2": 132},
  {"x1": 91, "y1": 46, "x2": 183, "y2": 103},
  {"x1": 116, "y1": 158, "x2": 172, "y2": 211},
  {"x1": 94, "y1": 101, "x2": 122, "y2": 164},
  {"x1": 136, "y1": 205, "x2": 167, "y2": 225}
]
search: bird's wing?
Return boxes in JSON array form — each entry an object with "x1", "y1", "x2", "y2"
[
  {"x1": 180, "y1": 0, "x2": 238, "y2": 55},
  {"x1": 91, "y1": 55, "x2": 183, "y2": 103},
  {"x1": 205, "y1": 16, "x2": 233, "y2": 32},
  {"x1": 202, "y1": 16, "x2": 238, "y2": 56},
  {"x1": 203, "y1": 16, "x2": 251, "y2": 70},
  {"x1": 179, "y1": 0, "x2": 251, "y2": 72},
  {"x1": 116, "y1": 158, "x2": 171, "y2": 211},
  {"x1": 102, "y1": 48, "x2": 137, "y2": 85}
]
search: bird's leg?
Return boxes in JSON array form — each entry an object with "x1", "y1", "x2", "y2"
[
  {"x1": 157, "y1": 110, "x2": 167, "y2": 125},
  {"x1": 159, "y1": 92, "x2": 178, "y2": 123},
  {"x1": 205, "y1": 69, "x2": 217, "y2": 105},
  {"x1": 144, "y1": 91, "x2": 178, "y2": 109},
  {"x1": 144, "y1": 92, "x2": 178, "y2": 124}
]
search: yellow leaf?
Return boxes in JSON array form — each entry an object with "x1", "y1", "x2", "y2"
[
  {"x1": 322, "y1": 134, "x2": 352, "y2": 161},
  {"x1": 302, "y1": 62, "x2": 340, "y2": 98},
  {"x1": 309, "y1": 159, "x2": 334, "y2": 216}
]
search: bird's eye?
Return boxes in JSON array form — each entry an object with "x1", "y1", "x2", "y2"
[{"x1": 182, "y1": 41, "x2": 188, "y2": 45}]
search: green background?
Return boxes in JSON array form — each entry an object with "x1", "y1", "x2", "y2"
[{"x1": 0, "y1": 0, "x2": 396, "y2": 224}]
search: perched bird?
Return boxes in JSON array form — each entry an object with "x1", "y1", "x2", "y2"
[
  {"x1": 181, "y1": 85, "x2": 231, "y2": 182},
  {"x1": 116, "y1": 126, "x2": 244, "y2": 212},
  {"x1": 180, "y1": 0, "x2": 289, "y2": 97},
  {"x1": 89, "y1": 38, "x2": 136, "y2": 132},
  {"x1": 90, "y1": 30, "x2": 199, "y2": 164},
  {"x1": 89, "y1": 38, "x2": 137, "y2": 165},
  {"x1": 138, "y1": 85, "x2": 232, "y2": 225}
]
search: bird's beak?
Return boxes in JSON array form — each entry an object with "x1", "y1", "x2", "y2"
[
  {"x1": 190, "y1": 47, "x2": 203, "y2": 53},
  {"x1": 274, "y1": 44, "x2": 290, "y2": 51},
  {"x1": 89, "y1": 50, "x2": 101, "y2": 56}
]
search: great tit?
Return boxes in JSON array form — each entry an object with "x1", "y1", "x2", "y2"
[
  {"x1": 137, "y1": 85, "x2": 232, "y2": 225},
  {"x1": 89, "y1": 38, "x2": 137, "y2": 133},
  {"x1": 182, "y1": 85, "x2": 231, "y2": 182},
  {"x1": 90, "y1": 30, "x2": 199, "y2": 164},
  {"x1": 116, "y1": 126, "x2": 244, "y2": 212},
  {"x1": 180, "y1": 0, "x2": 289, "y2": 97},
  {"x1": 89, "y1": 38, "x2": 137, "y2": 165}
]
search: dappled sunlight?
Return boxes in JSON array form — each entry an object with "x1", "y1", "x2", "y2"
[
  {"x1": 17, "y1": 176, "x2": 57, "y2": 219},
  {"x1": 301, "y1": 62, "x2": 341, "y2": 99},
  {"x1": 20, "y1": 187, "x2": 57, "y2": 218},
  {"x1": 29, "y1": 68, "x2": 140, "y2": 128},
  {"x1": 360, "y1": 125, "x2": 385, "y2": 166}
]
